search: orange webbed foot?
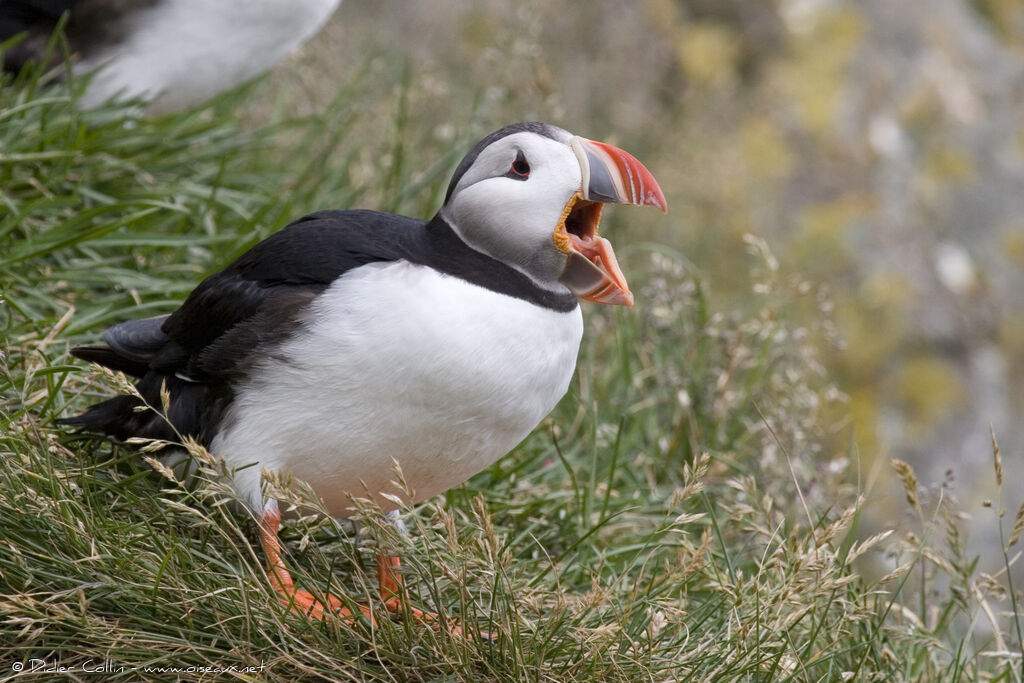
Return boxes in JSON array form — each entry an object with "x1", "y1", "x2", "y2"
[
  {"x1": 277, "y1": 587, "x2": 375, "y2": 623},
  {"x1": 377, "y1": 554, "x2": 493, "y2": 639}
]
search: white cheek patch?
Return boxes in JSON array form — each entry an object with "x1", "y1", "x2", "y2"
[
  {"x1": 439, "y1": 131, "x2": 585, "y2": 283},
  {"x1": 446, "y1": 170, "x2": 573, "y2": 260}
]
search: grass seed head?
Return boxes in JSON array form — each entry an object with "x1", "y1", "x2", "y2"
[{"x1": 891, "y1": 459, "x2": 922, "y2": 515}]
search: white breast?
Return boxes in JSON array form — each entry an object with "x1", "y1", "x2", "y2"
[
  {"x1": 212, "y1": 262, "x2": 584, "y2": 516},
  {"x1": 77, "y1": 0, "x2": 341, "y2": 112}
]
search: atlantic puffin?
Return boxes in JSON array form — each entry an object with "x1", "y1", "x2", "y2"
[
  {"x1": 60, "y1": 121, "x2": 667, "y2": 627},
  {"x1": 0, "y1": 0, "x2": 340, "y2": 112}
]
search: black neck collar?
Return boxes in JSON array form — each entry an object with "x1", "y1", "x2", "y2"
[{"x1": 408, "y1": 216, "x2": 579, "y2": 313}]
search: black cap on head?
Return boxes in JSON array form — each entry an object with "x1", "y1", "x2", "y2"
[{"x1": 442, "y1": 122, "x2": 563, "y2": 205}]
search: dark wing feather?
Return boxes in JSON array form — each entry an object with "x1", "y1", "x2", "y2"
[
  {"x1": 102, "y1": 314, "x2": 170, "y2": 364},
  {"x1": 69, "y1": 345, "x2": 149, "y2": 377},
  {"x1": 0, "y1": 0, "x2": 77, "y2": 71},
  {"x1": 1, "y1": 0, "x2": 160, "y2": 72},
  {"x1": 61, "y1": 210, "x2": 424, "y2": 443},
  {"x1": 0, "y1": 0, "x2": 77, "y2": 33}
]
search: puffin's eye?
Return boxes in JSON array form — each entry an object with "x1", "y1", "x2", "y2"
[{"x1": 507, "y1": 151, "x2": 530, "y2": 179}]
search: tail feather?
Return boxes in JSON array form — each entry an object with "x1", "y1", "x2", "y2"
[
  {"x1": 61, "y1": 313, "x2": 224, "y2": 444},
  {"x1": 58, "y1": 372, "x2": 210, "y2": 443},
  {"x1": 60, "y1": 315, "x2": 220, "y2": 444},
  {"x1": 56, "y1": 395, "x2": 147, "y2": 440}
]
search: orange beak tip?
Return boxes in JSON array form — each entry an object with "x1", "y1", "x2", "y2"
[
  {"x1": 575, "y1": 136, "x2": 668, "y2": 213},
  {"x1": 559, "y1": 237, "x2": 634, "y2": 306}
]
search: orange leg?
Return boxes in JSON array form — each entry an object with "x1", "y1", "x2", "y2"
[
  {"x1": 258, "y1": 501, "x2": 488, "y2": 637},
  {"x1": 258, "y1": 499, "x2": 374, "y2": 623},
  {"x1": 377, "y1": 519, "x2": 490, "y2": 639},
  {"x1": 376, "y1": 553, "x2": 458, "y2": 630}
]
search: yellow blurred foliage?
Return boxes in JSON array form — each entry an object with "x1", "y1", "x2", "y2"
[
  {"x1": 973, "y1": 0, "x2": 1024, "y2": 44},
  {"x1": 998, "y1": 224, "x2": 1024, "y2": 267},
  {"x1": 999, "y1": 313, "x2": 1024, "y2": 357},
  {"x1": 675, "y1": 22, "x2": 740, "y2": 88},
  {"x1": 861, "y1": 272, "x2": 914, "y2": 310},
  {"x1": 848, "y1": 388, "x2": 881, "y2": 458},
  {"x1": 458, "y1": 9, "x2": 499, "y2": 51},
  {"x1": 789, "y1": 195, "x2": 872, "y2": 272},
  {"x1": 770, "y1": 7, "x2": 863, "y2": 134},
  {"x1": 892, "y1": 355, "x2": 966, "y2": 440},
  {"x1": 834, "y1": 301, "x2": 907, "y2": 378},
  {"x1": 739, "y1": 118, "x2": 792, "y2": 181},
  {"x1": 923, "y1": 145, "x2": 975, "y2": 184}
]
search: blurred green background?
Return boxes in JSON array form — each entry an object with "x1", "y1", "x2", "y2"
[{"x1": 257, "y1": 0, "x2": 1024, "y2": 554}]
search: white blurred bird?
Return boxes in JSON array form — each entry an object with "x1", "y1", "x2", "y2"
[{"x1": 1, "y1": 0, "x2": 340, "y2": 112}]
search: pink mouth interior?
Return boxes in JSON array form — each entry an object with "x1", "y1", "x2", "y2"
[{"x1": 564, "y1": 199, "x2": 603, "y2": 252}]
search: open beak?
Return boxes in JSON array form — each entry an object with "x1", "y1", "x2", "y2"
[{"x1": 555, "y1": 137, "x2": 667, "y2": 306}]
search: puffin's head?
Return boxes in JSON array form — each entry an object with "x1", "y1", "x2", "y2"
[{"x1": 439, "y1": 122, "x2": 666, "y2": 306}]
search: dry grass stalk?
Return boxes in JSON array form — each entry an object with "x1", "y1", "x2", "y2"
[{"x1": 890, "y1": 459, "x2": 922, "y2": 516}]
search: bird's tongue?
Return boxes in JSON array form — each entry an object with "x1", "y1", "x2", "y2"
[{"x1": 560, "y1": 234, "x2": 633, "y2": 306}]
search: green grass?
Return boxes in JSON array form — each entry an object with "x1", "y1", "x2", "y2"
[{"x1": 1, "y1": 62, "x2": 1022, "y2": 681}]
